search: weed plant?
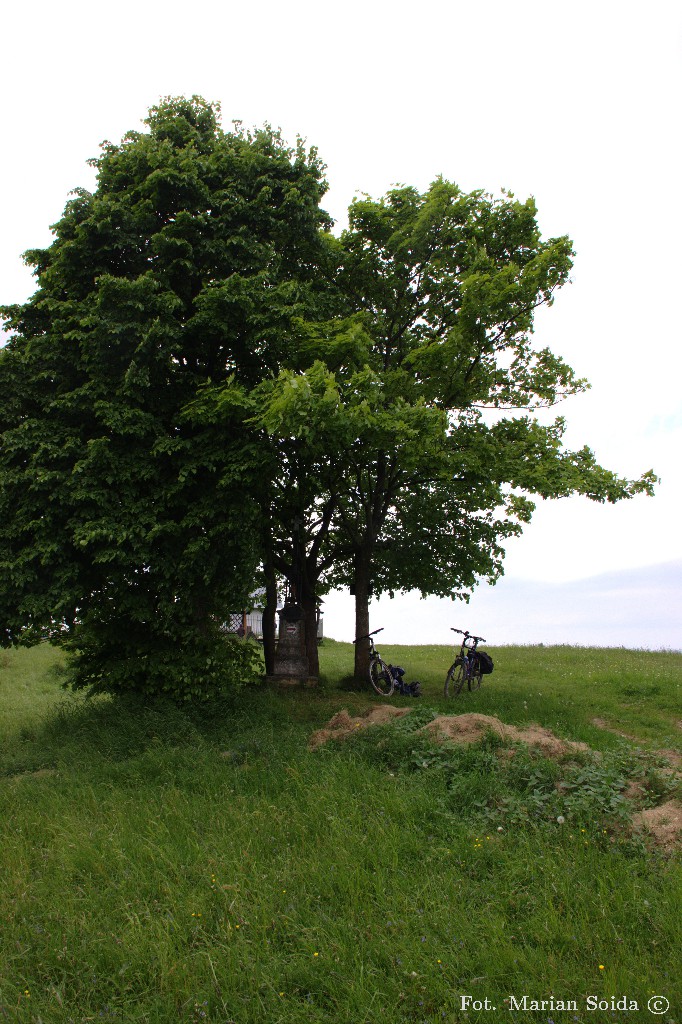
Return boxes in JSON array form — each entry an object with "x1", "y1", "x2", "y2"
[{"x1": 0, "y1": 642, "x2": 680, "y2": 1023}]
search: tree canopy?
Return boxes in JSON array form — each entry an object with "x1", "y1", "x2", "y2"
[
  {"x1": 204, "y1": 181, "x2": 654, "y2": 676},
  {"x1": 0, "y1": 98, "x2": 656, "y2": 694},
  {"x1": 0, "y1": 96, "x2": 331, "y2": 697}
]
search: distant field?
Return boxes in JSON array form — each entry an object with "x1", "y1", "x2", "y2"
[{"x1": 1, "y1": 642, "x2": 680, "y2": 1023}]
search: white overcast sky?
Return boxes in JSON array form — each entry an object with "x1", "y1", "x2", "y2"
[{"x1": 2, "y1": 0, "x2": 681, "y2": 645}]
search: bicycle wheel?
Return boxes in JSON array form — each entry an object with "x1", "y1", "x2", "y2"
[
  {"x1": 468, "y1": 662, "x2": 482, "y2": 691},
  {"x1": 369, "y1": 657, "x2": 394, "y2": 696},
  {"x1": 444, "y1": 658, "x2": 466, "y2": 697}
]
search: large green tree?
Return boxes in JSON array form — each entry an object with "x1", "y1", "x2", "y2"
[
  {"x1": 232, "y1": 181, "x2": 655, "y2": 678},
  {"x1": 2, "y1": 110, "x2": 656, "y2": 694},
  {"x1": 0, "y1": 96, "x2": 330, "y2": 698},
  {"x1": 330, "y1": 182, "x2": 655, "y2": 674}
]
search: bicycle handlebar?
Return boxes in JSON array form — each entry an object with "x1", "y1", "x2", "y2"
[
  {"x1": 353, "y1": 627, "x2": 384, "y2": 644},
  {"x1": 451, "y1": 628, "x2": 486, "y2": 643}
]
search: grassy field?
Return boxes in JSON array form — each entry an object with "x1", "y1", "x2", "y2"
[{"x1": 1, "y1": 640, "x2": 681, "y2": 1024}]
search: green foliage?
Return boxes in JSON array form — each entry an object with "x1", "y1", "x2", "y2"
[
  {"x1": 0, "y1": 97, "x2": 329, "y2": 698},
  {"x1": 59, "y1": 623, "x2": 263, "y2": 701},
  {"x1": 327, "y1": 180, "x2": 655, "y2": 611},
  {"x1": 207, "y1": 177, "x2": 656, "y2": 672},
  {"x1": 1, "y1": 98, "x2": 657, "y2": 695}
]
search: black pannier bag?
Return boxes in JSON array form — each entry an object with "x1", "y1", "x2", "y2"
[
  {"x1": 476, "y1": 651, "x2": 494, "y2": 675},
  {"x1": 389, "y1": 666, "x2": 422, "y2": 697}
]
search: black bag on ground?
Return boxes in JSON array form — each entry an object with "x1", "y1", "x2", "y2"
[
  {"x1": 476, "y1": 651, "x2": 494, "y2": 675},
  {"x1": 389, "y1": 666, "x2": 422, "y2": 697}
]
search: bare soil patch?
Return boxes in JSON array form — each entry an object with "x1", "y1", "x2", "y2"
[
  {"x1": 656, "y1": 749, "x2": 682, "y2": 769},
  {"x1": 590, "y1": 717, "x2": 637, "y2": 740},
  {"x1": 309, "y1": 708, "x2": 587, "y2": 760},
  {"x1": 421, "y1": 713, "x2": 589, "y2": 759},
  {"x1": 624, "y1": 780, "x2": 647, "y2": 802},
  {"x1": 633, "y1": 800, "x2": 682, "y2": 852},
  {"x1": 308, "y1": 705, "x2": 411, "y2": 750}
]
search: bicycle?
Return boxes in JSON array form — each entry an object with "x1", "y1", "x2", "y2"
[
  {"x1": 444, "y1": 628, "x2": 486, "y2": 697},
  {"x1": 353, "y1": 627, "x2": 394, "y2": 696}
]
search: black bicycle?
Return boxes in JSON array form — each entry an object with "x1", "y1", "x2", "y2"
[
  {"x1": 353, "y1": 628, "x2": 394, "y2": 696},
  {"x1": 444, "y1": 628, "x2": 486, "y2": 697}
]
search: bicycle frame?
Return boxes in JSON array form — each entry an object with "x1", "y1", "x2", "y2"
[
  {"x1": 458, "y1": 631, "x2": 483, "y2": 673},
  {"x1": 444, "y1": 627, "x2": 486, "y2": 697}
]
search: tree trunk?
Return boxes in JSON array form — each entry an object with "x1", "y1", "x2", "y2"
[
  {"x1": 262, "y1": 562, "x2": 278, "y2": 676},
  {"x1": 301, "y1": 590, "x2": 319, "y2": 677},
  {"x1": 353, "y1": 554, "x2": 372, "y2": 680}
]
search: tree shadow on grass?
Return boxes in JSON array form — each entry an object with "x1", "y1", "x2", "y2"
[
  {"x1": 1, "y1": 683, "x2": 299, "y2": 778},
  {"x1": 336, "y1": 674, "x2": 366, "y2": 693}
]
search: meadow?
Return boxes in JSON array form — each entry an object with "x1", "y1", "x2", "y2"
[{"x1": 1, "y1": 640, "x2": 681, "y2": 1024}]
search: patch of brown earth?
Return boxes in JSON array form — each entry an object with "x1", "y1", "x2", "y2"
[
  {"x1": 656, "y1": 749, "x2": 682, "y2": 769},
  {"x1": 590, "y1": 717, "x2": 637, "y2": 740},
  {"x1": 624, "y1": 780, "x2": 646, "y2": 802},
  {"x1": 421, "y1": 713, "x2": 589, "y2": 759},
  {"x1": 633, "y1": 800, "x2": 682, "y2": 852},
  {"x1": 310, "y1": 708, "x2": 587, "y2": 759},
  {"x1": 308, "y1": 705, "x2": 412, "y2": 750}
]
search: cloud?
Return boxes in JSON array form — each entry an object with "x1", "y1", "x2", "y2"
[{"x1": 323, "y1": 561, "x2": 682, "y2": 651}]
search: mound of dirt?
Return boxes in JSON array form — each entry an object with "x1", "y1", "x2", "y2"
[
  {"x1": 309, "y1": 708, "x2": 587, "y2": 760},
  {"x1": 633, "y1": 800, "x2": 682, "y2": 852},
  {"x1": 421, "y1": 713, "x2": 589, "y2": 759},
  {"x1": 308, "y1": 705, "x2": 412, "y2": 750},
  {"x1": 309, "y1": 709, "x2": 680, "y2": 848}
]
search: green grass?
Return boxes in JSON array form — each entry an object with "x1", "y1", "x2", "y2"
[{"x1": 1, "y1": 641, "x2": 681, "y2": 1023}]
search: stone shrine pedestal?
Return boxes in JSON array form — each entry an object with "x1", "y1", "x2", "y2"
[{"x1": 266, "y1": 604, "x2": 318, "y2": 688}]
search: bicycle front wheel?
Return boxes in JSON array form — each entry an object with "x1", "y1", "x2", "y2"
[
  {"x1": 469, "y1": 664, "x2": 482, "y2": 691},
  {"x1": 444, "y1": 658, "x2": 466, "y2": 697},
  {"x1": 370, "y1": 657, "x2": 394, "y2": 696}
]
